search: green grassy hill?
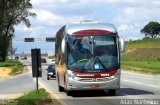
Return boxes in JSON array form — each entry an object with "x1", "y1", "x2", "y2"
[
  {"x1": 126, "y1": 38, "x2": 160, "y2": 48},
  {"x1": 122, "y1": 38, "x2": 160, "y2": 74},
  {"x1": 123, "y1": 38, "x2": 160, "y2": 61},
  {"x1": 122, "y1": 48, "x2": 160, "y2": 61}
]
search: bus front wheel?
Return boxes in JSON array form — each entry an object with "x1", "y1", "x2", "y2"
[
  {"x1": 108, "y1": 89, "x2": 116, "y2": 96},
  {"x1": 64, "y1": 82, "x2": 72, "y2": 96},
  {"x1": 58, "y1": 85, "x2": 64, "y2": 92},
  {"x1": 66, "y1": 90, "x2": 72, "y2": 96},
  {"x1": 57, "y1": 75, "x2": 64, "y2": 92}
]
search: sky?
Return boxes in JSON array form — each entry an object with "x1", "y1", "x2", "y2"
[{"x1": 13, "y1": 0, "x2": 160, "y2": 55}]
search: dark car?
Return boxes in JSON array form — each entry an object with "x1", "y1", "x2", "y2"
[
  {"x1": 41, "y1": 58, "x2": 47, "y2": 63},
  {"x1": 47, "y1": 64, "x2": 56, "y2": 80},
  {"x1": 15, "y1": 56, "x2": 19, "y2": 60}
]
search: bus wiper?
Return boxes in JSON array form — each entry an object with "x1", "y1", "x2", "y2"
[{"x1": 82, "y1": 56, "x2": 107, "y2": 72}]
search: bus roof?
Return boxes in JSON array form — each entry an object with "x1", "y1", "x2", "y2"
[{"x1": 65, "y1": 22, "x2": 117, "y2": 35}]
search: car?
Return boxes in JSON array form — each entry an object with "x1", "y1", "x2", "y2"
[
  {"x1": 41, "y1": 58, "x2": 47, "y2": 63},
  {"x1": 21, "y1": 56, "x2": 27, "y2": 60},
  {"x1": 15, "y1": 56, "x2": 19, "y2": 60},
  {"x1": 51, "y1": 59, "x2": 55, "y2": 64},
  {"x1": 46, "y1": 64, "x2": 56, "y2": 80}
]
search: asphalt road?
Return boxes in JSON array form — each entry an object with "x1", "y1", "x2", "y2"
[
  {"x1": 0, "y1": 67, "x2": 35, "y2": 99},
  {"x1": 0, "y1": 73, "x2": 35, "y2": 94},
  {"x1": 9, "y1": 59, "x2": 160, "y2": 105}
]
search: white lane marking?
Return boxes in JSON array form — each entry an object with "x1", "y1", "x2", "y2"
[
  {"x1": 122, "y1": 80, "x2": 160, "y2": 89},
  {"x1": 121, "y1": 71, "x2": 160, "y2": 80},
  {"x1": 122, "y1": 79, "x2": 142, "y2": 84},
  {"x1": 148, "y1": 84, "x2": 160, "y2": 88}
]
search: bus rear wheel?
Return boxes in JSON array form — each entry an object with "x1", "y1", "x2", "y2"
[{"x1": 108, "y1": 89, "x2": 116, "y2": 96}]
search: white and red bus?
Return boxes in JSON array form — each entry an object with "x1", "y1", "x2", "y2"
[{"x1": 55, "y1": 21, "x2": 125, "y2": 96}]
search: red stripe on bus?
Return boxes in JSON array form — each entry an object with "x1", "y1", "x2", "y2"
[
  {"x1": 73, "y1": 69, "x2": 117, "y2": 78},
  {"x1": 72, "y1": 29, "x2": 113, "y2": 35}
]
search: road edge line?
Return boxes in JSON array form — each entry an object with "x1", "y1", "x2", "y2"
[{"x1": 27, "y1": 66, "x2": 67, "y2": 105}]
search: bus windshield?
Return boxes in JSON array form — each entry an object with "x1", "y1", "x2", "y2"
[{"x1": 67, "y1": 35, "x2": 119, "y2": 72}]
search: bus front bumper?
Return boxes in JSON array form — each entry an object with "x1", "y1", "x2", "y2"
[{"x1": 67, "y1": 77, "x2": 120, "y2": 91}]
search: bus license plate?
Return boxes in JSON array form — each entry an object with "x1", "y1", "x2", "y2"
[{"x1": 90, "y1": 84, "x2": 99, "y2": 88}]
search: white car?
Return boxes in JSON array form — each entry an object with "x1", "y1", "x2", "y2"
[{"x1": 51, "y1": 59, "x2": 55, "y2": 64}]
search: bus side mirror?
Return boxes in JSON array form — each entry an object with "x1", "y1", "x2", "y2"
[
  {"x1": 61, "y1": 38, "x2": 65, "y2": 53},
  {"x1": 119, "y1": 37, "x2": 125, "y2": 53}
]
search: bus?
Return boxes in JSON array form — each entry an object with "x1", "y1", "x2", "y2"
[{"x1": 55, "y1": 21, "x2": 125, "y2": 96}]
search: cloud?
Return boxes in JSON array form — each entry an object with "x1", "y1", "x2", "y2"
[
  {"x1": 114, "y1": 7, "x2": 153, "y2": 24},
  {"x1": 31, "y1": 0, "x2": 108, "y2": 16},
  {"x1": 111, "y1": 2, "x2": 160, "y2": 40},
  {"x1": 13, "y1": 0, "x2": 160, "y2": 54},
  {"x1": 24, "y1": 1, "x2": 160, "y2": 40},
  {"x1": 31, "y1": 9, "x2": 88, "y2": 26},
  {"x1": 23, "y1": 26, "x2": 32, "y2": 32},
  {"x1": 107, "y1": 0, "x2": 139, "y2": 4},
  {"x1": 117, "y1": 24, "x2": 134, "y2": 32},
  {"x1": 117, "y1": 23, "x2": 144, "y2": 40},
  {"x1": 118, "y1": 24, "x2": 129, "y2": 31},
  {"x1": 31, "y1": 0, "x2": 79, "y2": 5},
  {"x1": 33, "y1": 9, "x2": 61, "y2": 25}
]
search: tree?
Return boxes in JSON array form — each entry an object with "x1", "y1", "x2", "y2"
[
  {"x1": 8, "y1": 45, "x2": 17, "y2": 60},
  {"x1": 140, "y1": 21, "x2": 160, "y2": 38},
  {"x1": 0, "y1": 0, "x2": 36, "y2": 62}
]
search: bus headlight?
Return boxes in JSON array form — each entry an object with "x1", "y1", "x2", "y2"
[
  {"x1": 68, "y1": 73, "x2": 71, "y2": 77},
  {"x1": 68, "y1": 72, "x2": 75, "y2": 79},
  {"x1": 110, "y1": 75, "x2": 115, "y2": 79},
  {"x1": 110, "y1": 71, "x2": 120, "y2": 79},
  {"x1": 71, "y1": 75, "x2": 75, "y2": 79}
]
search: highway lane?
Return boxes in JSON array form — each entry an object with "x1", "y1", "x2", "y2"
[
  {"x1": 0, "y1": 70, "x2": 35, "y2": 99},
  {"x1": 0, "y1": 73, "x2": 35, "y2": 94},
  {"x1": 23, "y1": 59, "x2": 160, "y2": 105},
  {"x1": 0, "y1": 58, "x2": 46, "y2": 99},
  {"x1": 121, "y1": 71, "x2": 160, "y2": 97}
]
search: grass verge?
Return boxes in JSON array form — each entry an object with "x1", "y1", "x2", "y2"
[
  {"x1": 0, "y1": 60, "x2": 20, "y2": 67},
  {"x1": 0, "y1": 60, "x2": 24, "y2": 75},
  {"x1": 48, "y1": 55, "x2": 55, "y2": 59},
  {"x1": 9, "y1": 64, "x2": 23, "y2": 75},
  {"x1": 122, "y1": 60, "x2": 160, "y2": 74},
  {"x1": 7, "y1": 88, "x2": 53, "y2": 105}
]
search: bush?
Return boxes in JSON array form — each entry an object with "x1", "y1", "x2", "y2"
[
  {"x1": 9, "y1": 64, "x2": 23, "y2": 75},
  {"x1": 143, "y1": 37, "x2": 150, "y2": 40}
]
